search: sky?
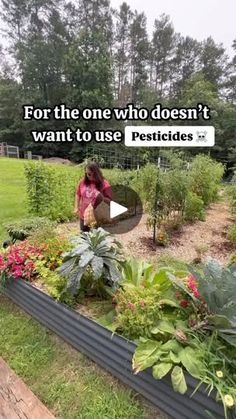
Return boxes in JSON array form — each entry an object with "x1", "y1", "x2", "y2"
[
  {"x1": 0, "y1": 0, "x2": 235, "y2": 57},
  {"x1": 111, "y1": 0, "x2": 236, "y2": 57}
]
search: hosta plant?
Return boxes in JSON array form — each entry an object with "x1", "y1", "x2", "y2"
[{"x1": 57, "y1": 228, "x2": 124, "y2": 295}]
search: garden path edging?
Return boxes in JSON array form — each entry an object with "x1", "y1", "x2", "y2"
[{"x1": 4, "y1": 279, "x2": 225, "y2": 419}]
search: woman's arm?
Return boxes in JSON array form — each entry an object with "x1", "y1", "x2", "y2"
[
  {"x1": 102, "y1": 183, "x2": 112, "y2": 204},
  {"x1": 74, "y1": 184, "x2": 81, "y2": 214}
]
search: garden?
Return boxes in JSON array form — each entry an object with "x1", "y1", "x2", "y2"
[{"x1": 1, "y1": 154, "x2": 236, "y2": 419}]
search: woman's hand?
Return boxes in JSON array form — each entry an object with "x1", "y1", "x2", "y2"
[
  {"x1": 93, "y1": 192, "x2": 104, "y2": 209},
  {"x1": 74, "y1": 208, "x2": 79, "y2": 216}
]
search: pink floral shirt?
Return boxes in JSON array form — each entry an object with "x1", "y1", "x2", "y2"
[{"x1": 76, "y1": 179, "x2": 111, "y2": 219}]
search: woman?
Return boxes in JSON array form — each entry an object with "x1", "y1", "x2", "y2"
[{"x1": 74, "y1": 162, "x2": 112, "y2": 232}]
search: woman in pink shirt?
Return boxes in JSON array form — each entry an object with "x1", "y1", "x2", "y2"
[{"x1": 74, "y1": 162, "x2": 112, "y2": 232}]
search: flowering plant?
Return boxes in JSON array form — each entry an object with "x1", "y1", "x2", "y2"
[
  {"x1": 0, "y1": 241, "x2": 43, "y2": 284},
  {"x1": 156, "y1": 229, "x2": 168, "y2": 246}
]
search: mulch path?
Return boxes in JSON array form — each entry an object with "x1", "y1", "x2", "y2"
[{"x1": 58, "y1": 200, "x2": 235, "y2": 264}]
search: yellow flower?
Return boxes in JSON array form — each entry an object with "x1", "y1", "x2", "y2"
[
  {"x1": 224, "y1": 394, "x2": 234, "y2": 407},
  {"x1": 216, "y1": 370, "x2": 223, "y2": 378}
]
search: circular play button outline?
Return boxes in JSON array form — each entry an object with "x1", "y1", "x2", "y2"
[{"x1": 97, "y1": 184, "x2": 143, "y2": 234}]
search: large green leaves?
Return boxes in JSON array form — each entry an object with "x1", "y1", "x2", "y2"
[
  {"x1": 57, "y1": 228, "x2": 123, "y2": 294},
  {"x1": 171, "y1": 366, "x2": 187, "y2": 394},
  {"x1": 121, "y1": 257, "x2": 153, "y2": 287},
  {"x1": 132, "y1": 340, "x2": 161, "y2": 373},
  {"x1": 151, "y1": 319, "x2": 175, "y2": 335},
  {"x1": 179, "y1": 347, "x2": 205, "y2": 378},
  {"x1": 91, "y1": 256, "x2": 104, "y2": 280},
  {"x1": 153, "y1": 363, "x2": 172, "y2": 379},
  {"x1": 191, "y1": 258, "x2": 236, "y2": 347}
]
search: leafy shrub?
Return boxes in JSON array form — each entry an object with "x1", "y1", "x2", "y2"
[
  {"x1": 28, "y1": 225, "x2": 72, "y2": 271},
  {"x1": 24, "y1": 161, "x2": 82, "y2": 222},
  {"x1": 121, "y1": 257, "x2": 153, "y2": 287},
  {"x1": 41, "y1": 238, "x2": 72, "y2": 270},
  {"x1": 189, "y1": 155, "x2": 224, "y2": 205},
  {"x1": 57, "y1": 228, "x2": 124, "y2": 295},
  {"x1": 184, "y1": 192, "x2": 205, "y2": 221},
  {"x1": 227, "y1": 184, "x2": 236, "y2": 216},
  {"x1": 227, "y1": 225, "x2": 236, "y2": 244},
  {"x1": 113, "y1": 286, "x2": 163, "y2": 339},
  {"x1": 34, "y1": 261, "x2": 75, "y2": 305},
  {"x1": 4, "y1": 217, "x2": 55, "y2": 242}
]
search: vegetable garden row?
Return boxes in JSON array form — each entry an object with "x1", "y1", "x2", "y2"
[{"x1": 1, "y1": 154, "x2": 236, "y2": 418}]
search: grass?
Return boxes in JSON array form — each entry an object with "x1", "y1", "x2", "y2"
[
  {"x1": 0, "y1": 295, "x2": 167, "y2": 419},
  {"x1": 0, "y1": 157, "x2": 132, "y2": 243},
  {"x1": 0, "y1": 158, "x2": 27, "y2": 242}
]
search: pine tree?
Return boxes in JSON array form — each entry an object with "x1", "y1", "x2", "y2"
[
  {"x1": 129, "y1": 11, "x2": 149, "y2": 104},
  {"x1": 151, "y1": 14, "x2": 176, "y2": 98}
]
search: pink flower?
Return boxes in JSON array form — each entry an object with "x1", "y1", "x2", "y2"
[
  {"x1": 127, "y1": 301, "x2": 135, "y2": 310},
  {"x1": 140, "y1": 300, "x2": 145, "y2": 307},
  {"x1": 187, "y1": 274, "x2": 197, "y2": 288},
  {"x1": 193, "y1": 289, "x2": 200, "y2": 298}
]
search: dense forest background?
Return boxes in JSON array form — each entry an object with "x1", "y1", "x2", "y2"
[{"x1": 0, "y1": 0, "x2": 236, "y2": 168}]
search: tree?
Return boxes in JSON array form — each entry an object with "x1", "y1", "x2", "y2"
[
  {"x1": 170, "y1": 36, "x2": 201, "y2": 97},
  {"x1": 129, "y1": 11, "x2": 149, "y2": 104},
  {"x1": 199, "y1": 37, "x2": 228, "y2": 90},
  {"x1": 64, "y1": 0, "x2": 113, "y2": 161},
  {"x1": 180, "y1": 73, "x2": 236, "y2": 165},
  {"x1": 151, "y1": 14, "x2": 176, "y2": 98},
  {"x1": 113, "y1": 2, "x2": 133, "y2": 105},
  {"x1": 224, "y1": 40, "x2": 236, "y2": 104}
]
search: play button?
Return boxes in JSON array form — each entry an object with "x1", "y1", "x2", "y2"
[
  {"x1": 110, "y1": 201, "x2": 128, "y2": 219},
  {"x1": 95, "y1": 184, "x2": 143, "y2": 234}
]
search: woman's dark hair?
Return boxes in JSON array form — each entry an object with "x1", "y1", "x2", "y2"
[{"x1": 84, "y1": 162, "x2": 104, "y2": 190}]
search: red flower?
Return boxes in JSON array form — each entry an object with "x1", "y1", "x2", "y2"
[
  {"x1": 193, "y1": 289, "x2": 200, "y2": 298},
  {"x1": 127, "y1": 301, "x2": 135, "y2": 310},
  {"x1": 180, "y1": 299, "x2": 188, "y2": 308}
]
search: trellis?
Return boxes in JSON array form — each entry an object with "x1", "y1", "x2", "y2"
[{"x1": 85, "y1": 145, "x2": 190, "y2": 171}]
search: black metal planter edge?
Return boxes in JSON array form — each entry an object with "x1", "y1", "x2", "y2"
[{"x1": 3, "y1": 279, "x2": 225, "y2": 419}]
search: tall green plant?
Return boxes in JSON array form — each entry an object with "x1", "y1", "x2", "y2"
[
  {"x1": 189, "y1": 155, "x2": 224, "y2": 205},
  {"x1": 57, "y1": 228, "x2": 124, "y2": 295},
  {"x1": 24, "y1": 162, "x2": 82, "y2": 221}
]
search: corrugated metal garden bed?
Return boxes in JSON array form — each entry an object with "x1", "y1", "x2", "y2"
[{"x1": 4, "y1": 279, "x2": 225, "y2": 419}]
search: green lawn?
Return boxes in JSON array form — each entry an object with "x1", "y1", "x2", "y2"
[
  {"x1": 0, "y1": 158, "x2": 27, "y2": 242},
  {"x1": 0, "y1": 295, "x2": 167, "y2": 419}
]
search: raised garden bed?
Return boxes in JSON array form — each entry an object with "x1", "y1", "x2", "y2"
[{"x1": 3, "y1": 279, "x2": 226, "y2": 419}]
